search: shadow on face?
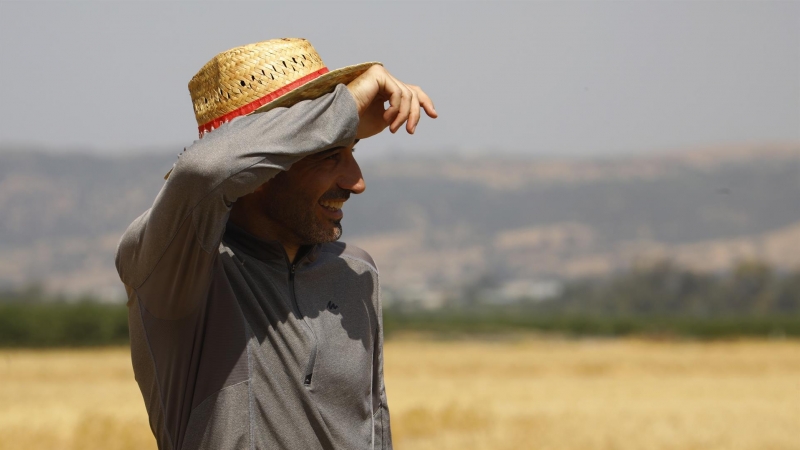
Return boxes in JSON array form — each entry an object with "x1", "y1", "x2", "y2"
[{"x1": 229, "y1": 141, "x2": 365, "y2": 252}]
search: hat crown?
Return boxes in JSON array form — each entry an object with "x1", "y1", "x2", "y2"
[{"x1": 189, "y1": 38, "x2": 327, "y2": 129}]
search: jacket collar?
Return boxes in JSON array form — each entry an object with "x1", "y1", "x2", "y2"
[{"x1": 223, "y1": 222, "x2": 319, "y2": 268}]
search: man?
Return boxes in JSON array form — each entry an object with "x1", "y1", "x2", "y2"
[{"x1": 115, "y1": 38, "x2": 436, "y2": 450}]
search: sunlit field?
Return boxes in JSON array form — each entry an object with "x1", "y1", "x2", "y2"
[{"x1": 1, "y1": 337, "x2": 799, "y2": 450}]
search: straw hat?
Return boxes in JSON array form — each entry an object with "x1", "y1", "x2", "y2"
[{"x1": 189, "y1": 38, "x2": 380, "y2": 138}]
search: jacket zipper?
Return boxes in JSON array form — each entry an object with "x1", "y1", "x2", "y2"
[
  {"x1": 289, "y1": 261, "x2": 318, "y2": 387},
  {"x1": 288, "y1": 263, "x2": 301, "y2": 317}
]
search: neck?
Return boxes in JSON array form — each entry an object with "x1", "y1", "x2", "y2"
[
  {"x1": 280, "y1": 241, "x2": 301, "y2": 264},
  {"x1": 229, "y1": 207, "x2": 301, "y2": 263}
]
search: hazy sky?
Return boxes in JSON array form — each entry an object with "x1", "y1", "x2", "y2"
[{"x1": 0, "y1": 1, "x2": 797, "y2": 158}]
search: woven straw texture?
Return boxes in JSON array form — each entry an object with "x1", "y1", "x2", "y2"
[{"x1": 189, "y1": 38, "x2": 378, "y2": 132}]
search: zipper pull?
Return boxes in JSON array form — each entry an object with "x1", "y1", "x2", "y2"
[{"x1": 290, "y1": 264, "x2": 296, "y2": 275}]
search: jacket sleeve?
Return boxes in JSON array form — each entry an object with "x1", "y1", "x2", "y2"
[{"x1": 115, "y1": 84, "x2": 359, "y2": 319}]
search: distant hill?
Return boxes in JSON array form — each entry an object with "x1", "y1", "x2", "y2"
[{"x1": 1, "y1": 144, "x2": 799, "y2": 300}]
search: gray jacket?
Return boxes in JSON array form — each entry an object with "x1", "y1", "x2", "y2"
[{"x1": 115, "y1": 84, "x2": 392, "y2": 450}]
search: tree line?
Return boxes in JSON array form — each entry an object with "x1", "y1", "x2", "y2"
[{"x1": 2, "y1": 260, "x2": 800, "y2": 346}]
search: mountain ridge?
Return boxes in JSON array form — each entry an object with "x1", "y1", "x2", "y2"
[{"x1": 1, "y1": 143, "x2": 798, "y2": 300}]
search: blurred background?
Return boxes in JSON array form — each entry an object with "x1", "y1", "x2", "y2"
[{"x1": 1, "y1": 1, "x2": 799, "y2": 449}]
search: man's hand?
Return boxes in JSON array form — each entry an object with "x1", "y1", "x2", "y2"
[{"x1": 346, "y1": 65, "x2": 438, "y2": 140}]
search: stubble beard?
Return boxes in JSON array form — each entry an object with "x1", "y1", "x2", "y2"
[
  {"x1": 261, "y1": 181, "x2": 351, "y2": 246},
  {"x1": 299, "y1": 215, "x2": 342, "y2": 244},
  {"x1": 270, "y1": 200, "x2": 343, "y2": 245}
]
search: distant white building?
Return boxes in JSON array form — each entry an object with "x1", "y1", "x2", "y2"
[{"x1": 484, "y1": 279, "x2": 564, "y2": 304}]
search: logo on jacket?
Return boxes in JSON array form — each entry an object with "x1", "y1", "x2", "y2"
[{"x1": 326, "y1": 300, "x2": 339, "y2": 311}]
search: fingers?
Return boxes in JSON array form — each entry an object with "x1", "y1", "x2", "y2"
[
  {"x1": 410, "y1": 85, "x2": 438, "y2": 119},
  {"x1": 407, "y1": 89, "x2": 421, "y2": 133},
  {"x1": 390, "y1": 82, "x2": 413, "y2": 133},
  {"x1": 395, "y1": 83, "x2": 436, "y2": 134},
  {"x1": 353, "y1": 65, "x2": 437, "y2": 136},
  {"x1": 381, "y1": 75, "x2": 403, "y2": 129}
]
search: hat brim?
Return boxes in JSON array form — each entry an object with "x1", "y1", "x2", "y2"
[{"x1": 251, "y1": 61, "x2": 381, "y2": 116}]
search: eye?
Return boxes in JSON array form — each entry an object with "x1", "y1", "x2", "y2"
[{"x1": 325, "y1": 152, "x2": 340, "y2": 161}]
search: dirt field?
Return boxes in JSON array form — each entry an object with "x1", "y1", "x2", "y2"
[{"x1": 1, "y1": 337, "x2": 798, "y2": 450}]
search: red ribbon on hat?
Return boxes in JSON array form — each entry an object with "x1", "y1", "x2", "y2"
[{"x1": 198, "y1": 67, "x2": 330, "y2": 137}]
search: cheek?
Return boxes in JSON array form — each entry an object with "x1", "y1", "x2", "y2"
[
  {"x1": 267, "y1": 168, "x2": 335, "y2": 211},
  {"x1": 265, "y1": 184, "x2": 322, "y2": 218},
  {"x1": 268, "y1": 191, "x2": 312, "y2": 217},
  {"x1": 263, "y1": 173, "x2": 301, "y2": 201}
]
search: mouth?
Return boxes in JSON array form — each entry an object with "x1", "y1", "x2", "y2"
[
  {"x1": 319, "y1": 199, "x2": 345, "y2": 211},
  {"x1": 319, "y1": 199, "x2": 346, "y2": 219}
]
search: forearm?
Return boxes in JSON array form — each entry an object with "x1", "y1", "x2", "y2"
[{"x1": 172, "y1": 84, "x2": 358, "y2": 209}]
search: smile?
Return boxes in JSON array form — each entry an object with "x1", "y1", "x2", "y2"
[{"x1": 319, "y1": 200, "x2": 345, "y2": 211}]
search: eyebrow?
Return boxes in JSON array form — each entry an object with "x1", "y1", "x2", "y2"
[{"x1": 315, "y1": 139, "x2": 360, "y2": 158}]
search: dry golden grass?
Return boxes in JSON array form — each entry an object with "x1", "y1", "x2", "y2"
[
  {"x1": 0, "y1": 348, "x2": 154, "y2": 450},
  {"x1": 1, "y1": 337, "x2": 799, "y2": 450},
  {"x1": 386, "y1": 336, "x2": 800, "y2": 450}
]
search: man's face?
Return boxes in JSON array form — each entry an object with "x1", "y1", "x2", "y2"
[{"x1": 251, "y1": 141, "x2": 365, "y2": 246}]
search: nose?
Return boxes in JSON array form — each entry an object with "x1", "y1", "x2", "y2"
[{"x1": 338, "y1": 150, "x2": 366, "y2": 195}]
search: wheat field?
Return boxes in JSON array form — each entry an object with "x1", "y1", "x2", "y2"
[{"x1": 1, "y1": 337, "x2": 798, "y2": 450}]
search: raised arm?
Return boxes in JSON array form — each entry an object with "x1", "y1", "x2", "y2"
[{"x1": 116, "y1": 84, "x2": 358, "y2": 319}]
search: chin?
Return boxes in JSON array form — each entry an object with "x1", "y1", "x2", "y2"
[
  {"x1": 301, "y1": 222, "x2": 342, "y2": 245},
  {"x1": 328, "y1": 223, "x2": 343, "y2": 242}
]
